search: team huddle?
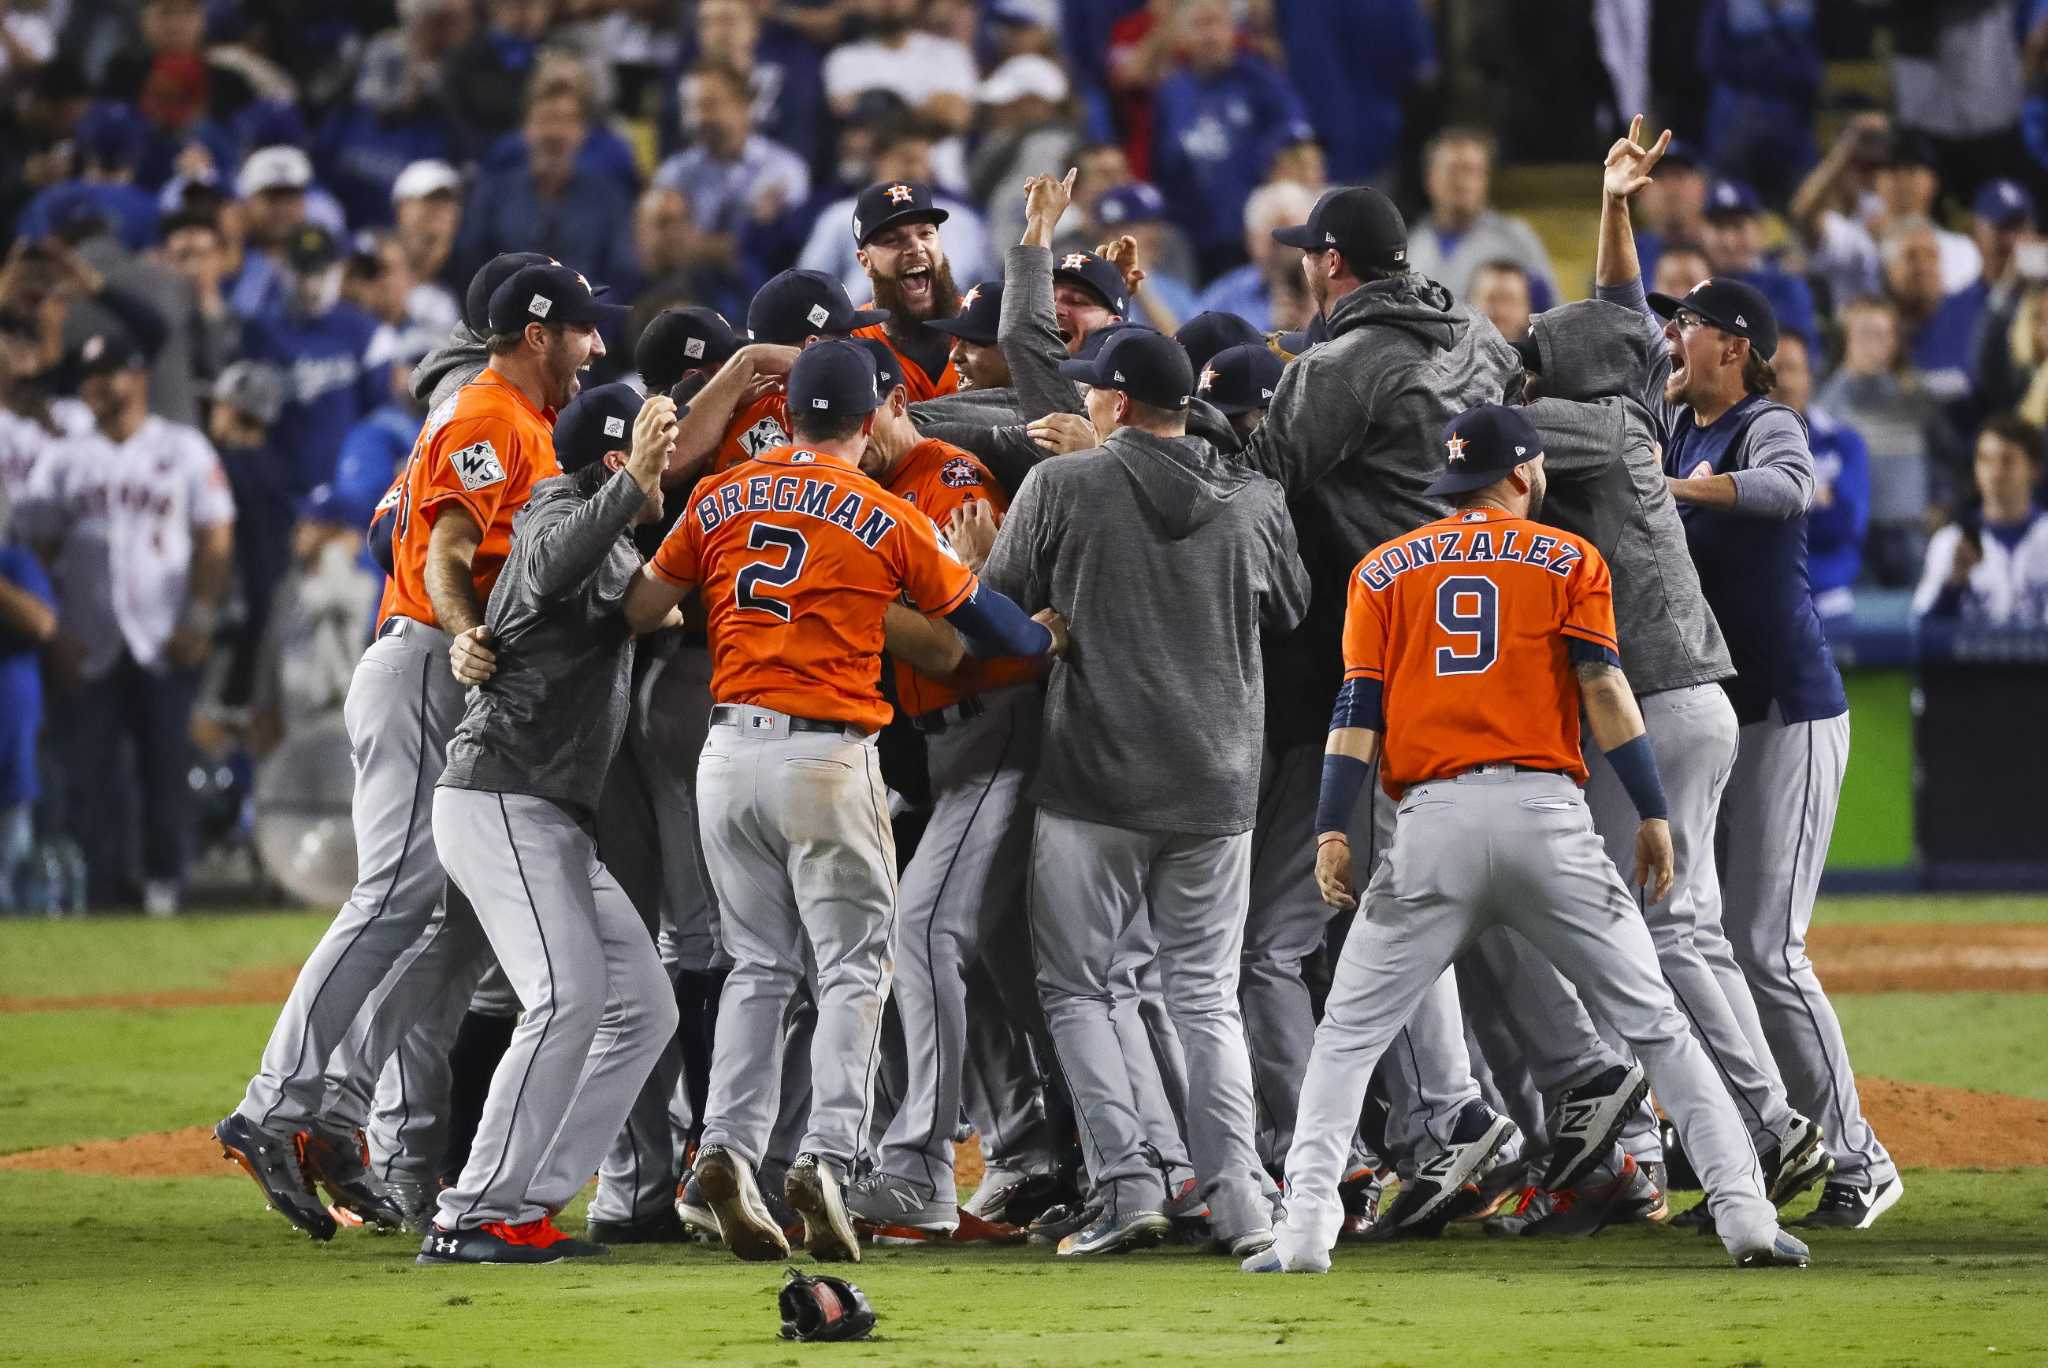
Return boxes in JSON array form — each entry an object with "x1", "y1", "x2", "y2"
[{"x1": 213, "y1": 120, "x2": 1896, "y2": 1274}]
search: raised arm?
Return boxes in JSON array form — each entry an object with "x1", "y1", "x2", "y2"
[
  {"x1": 665, "y1": 344, "x2": 798, "y2": 478},
  {"x1": 1595, "y1": 114, "x2": 1669, "y2": 293},
  {"x1": 1002, "y1": 171, "x2": 1087, "y2": 422}
]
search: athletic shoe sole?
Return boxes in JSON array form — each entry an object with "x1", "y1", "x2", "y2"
[
  {"x1": 1056, "y1": 1212, "x2": 1170, "y2": 1257},
  {"x1": 214, "y1": 1118, "x2": 337, "y2": 1242},
  {"x1": 786, "y1": 1162, "x2": 862, "y2": 1263},
  {"x1": 695, "y1": 1150, "x2": 789, "y2": 1262}
]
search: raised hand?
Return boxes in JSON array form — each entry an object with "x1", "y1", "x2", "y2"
[
  {"x1": 1603, "y1": 114, "x2": 1672, "y2": 203},
  {"x1": 943, "y1": 498, "x2": 1000, "y2": 571},
  {"x1": 1022, "y1": 168, "x2": 1078, "y2": 248},
  {"x1": 1094, "y1": 234, "x2": 1147, "y2": 295}
]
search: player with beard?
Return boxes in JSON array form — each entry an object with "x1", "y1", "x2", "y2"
[{"x1": 850, "y1": 180, "x2": 964, "y2": 401}]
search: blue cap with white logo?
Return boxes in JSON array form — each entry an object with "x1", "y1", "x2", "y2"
[{"x1": 1425, "y1": 404, "x2": 1546, "y2": 496}]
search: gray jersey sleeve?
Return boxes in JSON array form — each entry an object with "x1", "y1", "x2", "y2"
[
  {"x1": 1727, "y1": 409, "x2": 1814, "y2": 519},
  {"x1": 1260, "y1": 489, "x2": 1311, "y2": 635},
  {"x1": 980, "y1": 465, "x2": 1055, "y2": 612},
  {"x1": 1239, "y1": 353, "x2": 1370, "y2": 495},
  {"x1": 999, "y1": 245, "x2": 1085, "y2": 420},
  {"x1": 522, "y1": 472, "x2": 648, "y2": 600}
]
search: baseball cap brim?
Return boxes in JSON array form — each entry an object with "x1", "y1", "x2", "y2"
[
  {"x1": 845, "y1": 305, "x2": 890, "y2": 331},
  {"x1": 1270, "y1": 223, "x2": 1323, "y2": 249},
  {"x1": 858, "y1": 206, "x2": 949, "y2": 246},
  {"x1": 1646, "y1": 290, "x2": 1744, "y2": 338},
  {"x1": 1055, "y1": 355, "x2": 1107, "y2": 386},
  {"x1": 924, "y1": 315, "x2": 995, "y2": 345}
]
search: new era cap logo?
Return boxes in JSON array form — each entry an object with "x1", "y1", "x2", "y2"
[
  {"x1": 1325, "y1": 232, "x2": 1335, "y2": 244},
  {"x1": 1735, "y1": 314, "x2": 1747, "y2": 327},
  {"x1": 886, "y1": 183, "x2": 914, "y2": 204},
  {"x1": 812, "y1": 398, "x2": 830, "y2": 408},
  {"x1": 82, "y1": 335, "x2": 105, "y2": 362},
  {"x1": 1112, "y1": 370, "x2": 1125, "y2": 382},
  {"x1": 1260, "y1": 386, "x2": 1273, "y2": 398},
  {"x1": 603, "y1": 416, "x2": 625, "y2": 438},
  {"x1": 529, "y1": 294, "x2": 552, "y2": 318},
  {"x1": 807, "y1": 304, "x2": 830, "y2": 328},
  {"x1": 1514, "y1": 445, "x2": 1526, "y2": 456}
]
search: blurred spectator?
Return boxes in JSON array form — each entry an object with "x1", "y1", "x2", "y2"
[
  {"x1": 1775, "y1": 331, "x2": 1869, "y2": 621},
  {"x1": 1696, "y1": 0, "x2": 1822, "y2": 205},
  {"x1": 1150, "y1": 0, "x2": 1309, "y2": 279},
  {"x1": 15, "y1": 103, "x2": 159, "y2": 250},
  {"x1": 1885, "y1": 216, "x2": 1976, "y2": 412},
  {"x1": 1194, "y1": 179, "x2": 1316, "y2": 330},
  {"x1": 631, "y1": 185, "x2": 748, "y2": 325},
  {"x1": 479, "y1": 50, "x2": 641, "y2": 204},
  {"x1": 585, "y1": 0, "x2": 683, "y2": 117},
  {"x1": 1815, "y1": 296, "x2": 1941, "y2": 586},
  {"x1": 1913, "y1": 414, "x2": 2048, "y2": 625},
  {"x1": 16, "y1": 328, "x2": 234, "y2": 914},
  {"x1": 2001, "y1": 283, "x2": 2048, "y2": 427},
  {"x1": 1095, "y1": 182, "x2": 1200, "y2": 330},
  {"x1": 1405, "y1": 128, "x2": 1559, "y2": 308},
  {"x1": 1056, "y1": 139, "x2": 1136, "y2": 254},
  {"x1": 1264, "y1": 122, "x2": 1327, "y2": 197},
  {"x1": 968, "y1": 55, "x2": 1080, "y2": 252},
  {"x1": 226, "y1": 145, "x2": 317, "y2": 319},
  {"x1": 348, "y1": 231, "x2": 453, "y2": 372},
  {"x1": 1271, "y1": 0, "x2": 1434, "y2": 185},
  {"x1": 1794, "y1": 125, "x2": 1982, "y2": 312},
  {"x1": 1631, "y1": 137, "x2": 1709, "y2": 287},
  {"x1": 1468, "y1": 259, "x2": 1532, "y2": 342},
  {"x1": 796, "y1": 125, "x2": 991, "y2": 305},
  {"x1": 1651, "y1": 242, "x2": 1715, "y2": 302},
  {"x1": 101, "y1": 0, "x2": 289, "y2": 185},
  {"x1": 457, "y1": 72, "x2": 635, "y2": 293},
  {"x1": 682, "y1": 0, "x2": 830, "y2": 173},
  {"x1": 823, "y1": 0, "x2": 977, "y2": 188},
  {"x1": 1699, "y1": 177, "x2": 1819, "y2": 353},
  {"x1": 157, "y1": 209, "x2": 241, "y2": 380},
  {"x1": 333, "y1": 349, "x2": 429, "y2": 542},
  {"x1": 0, "y1": 496, "x2": 55, "y2": 914},
  {"x1": 1890, "y1": 0, "x2": 2026, "y2": 198},
  {"x1": 247, "y1": 483, "x2": 382, "y2": 757},
  {"x1": 0, "y1": 2, "x2": 55, "y2": 82},
  {"x1": 652, "y1": 63, "x2": 810, "y2": 250},
  {"x1": 241, "y1": 225, "x2": 387, "y2": 499},
  {"x1": 443, "y1": 0, "x2": 557, "y2": 150},
  {"x1": 390, "y1": 160, "x2": 465, "y2": 315},
  {"x1": 205, "y1": 360, "x2": 286, "y2": 706},
  {"x1": 1958, "y1": 179, "x2": 2038, "y2": 411},
  {"x1": 319, "y1": 0, "x2": 470, "y2": 228}
]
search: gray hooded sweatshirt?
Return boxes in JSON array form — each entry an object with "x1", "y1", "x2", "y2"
[
  {"x1": 981, "y1": 426, "x2": 1309, "y2": 834},
  {"x1": 1240, "y1": 272, "x2": 1521, "y2": 677},
  {"x1": 1522, "y1": 299, "x2": 1733, "y2": 695},
  {"x1": 410, "y1": 325, "x2": 491, "y2": 412}
]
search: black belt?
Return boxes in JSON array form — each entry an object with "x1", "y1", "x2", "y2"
[
  {"x1": 710, "y1": 704, "x2": 850, "y2": 734},
  {"x1": 910, "y1": 695, "x2": 985, "y2": 735}
]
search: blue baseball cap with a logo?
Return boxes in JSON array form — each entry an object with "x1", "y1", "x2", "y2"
[
  {"x1": 465, "y1": 252, "x2": 553, "y2": 334},
  {"x1": 554, "y1": 381, "x2": 667, "y2": 473},
  {"x1": 1097, "y1": 183, "x2": 1166, "y2": 229},
  {"x1": 850, "y1": 336, "x2": 905, "y2": 396},
  {"x1": 486, "y1": 263, "x2": 627, "y2": 333},
  {"x1": 788, "y1": 338, "x2": 885, "y2": 418},
  {"x1": 1704, "y1": 178, "x2": 1761, "y2": 219},
  {"x1": 748, "y1": 269, "x2": 888, "y2": 345},
  {"x1": 1425, "y1": 404, "x2": 1546, "y2": 496},
  {"x1": 1646, "y1": 275, "x2": 1779, "y2": 361},
  {"x1": 1058, "y1": 327, "x2": 1193, "y2": 410},
  {"x1": 1175, "y1": 310, "x2": 1264, "y2": 372},
  {"x1": 852, "y1": 179, "x2": 948, "y2": 246},
  {"x1": 926, "y1": 279, "x2": 1002, "y2": 346},
  {"x1": 1974, "y1": 179, "x2": 2036, "y2": 229},
  {"x1": 1196, "y1": 343, "x2": 1284, "y2": 415},
  {"x1": 1051, "y1": 250, "x2": 1129, "y2": 316}
]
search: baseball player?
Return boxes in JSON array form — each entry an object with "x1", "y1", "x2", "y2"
[
  {"x1": 1596, "y1": 120, "x2": 1900, "y2": 1230},
  {"x1": 980, "y1": 327, "x2": 1309, "y2": 1259},
  {"x1": 621, "y1": 340, "x2": 1062, "y2": 1263},
  {"x1": 216, "y1": 262, "x2": 622, "y2": 1240},
  {"x1": 419, "y1": 381, "x2": 682, "y2": 1264},
  {"x1": 633, "y1": 305, "x2": 740, "y2": 399},
  {"x1": 923, "y1": 279, "x2": 1009, "y2": 392},
  {"x1": 848, "y1": 180, "x2": 963, "y2": 401},
  {"x1": 1247, "y1": 403, "x2": 1810, "y2": 1273}
]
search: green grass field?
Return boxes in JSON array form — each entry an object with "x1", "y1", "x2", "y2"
[{"x1": 4, "y1": 898, "x2": 2046, "y2": 1367}]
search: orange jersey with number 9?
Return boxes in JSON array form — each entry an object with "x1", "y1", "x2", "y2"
[
  {"x1": 1342, "y1": 507, "x2": 1618, "y2": 798},
  {"x1": 650, "y1": 444, "x2": 977, "y2": 732}
]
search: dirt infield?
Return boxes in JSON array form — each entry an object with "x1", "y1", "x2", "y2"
[
  {"x1": 0, "y1": 965, "x2": 302, "y2": 1014},
  {"x1": 1808, "y1": 923, "x2": 2048, "y2": 993}
]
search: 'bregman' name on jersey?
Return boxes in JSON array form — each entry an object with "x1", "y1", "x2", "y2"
[
  {"x1": 694, "y1": 469, "x2": 898, "y2": 549},
  {"x1": 1357, "y1": 521, "x2": 1584, "y2": 592}
]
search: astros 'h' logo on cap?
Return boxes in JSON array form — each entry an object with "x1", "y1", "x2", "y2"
[
  {"x1": 886, "y1": 184, "x2": 914, "y2": 204},
  {"x1": 1445, "y1": 434, "x2": 1469, "y2": 463},
  {"x1": 1198, "y1": 364, "x2": 1219, "y2": 393},
  {"x1": 1061, "y1": 253, "x2": 1089, "y2": 270},
  {"x1": 960, "y1": 284, "x2": 981, "y2": 308}
]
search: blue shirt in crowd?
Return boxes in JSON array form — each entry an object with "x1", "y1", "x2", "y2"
[
  {"x1": 16, "y1": 181, "x2": 160, "y2": 251},
  {"x1": 316, "y1": 105, "x2": 459, "y2": 230},
  {"x1": 1806, "y1": 405, "x2": 1871, "y2": 604},
  {"x1": 242, "y1": 304, "x2": 388, "y2": 495},
  {"x1": 1698, "y1": 0, "x2": 1822, "y2": 170},
  {"x1": 1729, "y1": 262, "x2": 1818, "y2": 356},
  {"x1": 458, "y1": 165, "x2": 637, "y2": 297},
  {"x1": 1912, "y1": 286, "x2": 1986, "y2": 409},
  {"x1": 482, "y1": 126, "x2": 643, "y2": 206},
  {"x1": 1272, "y1": 0, "x2": 1434, "y2": 182},
  {"x1": 1195, "y1": 265, "x2": 1275, "y2": 331},
  {"x1": 0, "y1": 546, "x2": 52, "y2": 807},
  {"x1": 1151, "y1": 54, "x2": 1309, "y2": 259}
]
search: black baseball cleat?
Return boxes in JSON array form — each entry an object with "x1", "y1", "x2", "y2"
[
  {"x1": 1759, "y1": 1113, "x2": 1835, "y2": 1207},
  {"x1": 1368, "y1": 1101, "x2": 1519, "y2": 1238},
  {"x1": 1541, "y1": 1062, "x2": 1649, "y2": 1191},
  {"x1": 1793, "y1": 1175, "x2": 1905, "y2": 1230},
  {"x1": 214, "y1": 1113, "x2": 337, "y2": 1241},
  {"x1": 585, "y1": 1206, "x2": 690, "y2": 1245},
  {"x1": 298, "y1": 1124, "x2": 410, "y2": 1232},
  {"x1": 416, "y1": 1217, "x2": 609, "y2": 1265}
]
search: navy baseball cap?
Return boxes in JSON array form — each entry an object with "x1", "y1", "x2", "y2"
[
  {"x1": 285, "y1": 223, "x2": 342, "y2": 271},
  {"x1": 1052, "y1": 250, "x2": 1128, "y2": 316},
  {"x1": 1272, "y1": 186, "x2": 1408, "y2": 272},
  {"x1": 1175, "y1": 310, "x2": 1264, "y2": 372},
  {"x1": 852, "y1": 180, "x2": 948, "y2": 246},
  {"x1": 465, "y1": 252, "x2": 553, "y2": 334},
  {"x1": 76, "y1": 102, "x2": 146, "y2": 170},
  {"x1": 748, "y1": 269, "x2": 887, "y2": 345},
  {"x1": 1425, "y1": 404, "x2": 1546, "y2": 496},
  {"x1": 1197, "y1": 343, "x2": 1283, "y2": 415},
  {"x1": 1974, "y1": 178, "x2": 2036, "y2": 228},
  {"x1": 1704, "y1": 178, "x2": 1761, "y2": 220},
  {"x1": 635, "y1": 306, "x2": 737, "y2": 390},
  {"x1": 788, "y1": 338, "x2": 885, "y2": 419},
  {"x1": 56, "y1": 326, "x2": 144, "y2": 390},
  {"x1": 487, "y1": 263, "x2": 630, "y2": 333},
  {"x1": 1646, "y1": 275, "x2": 1779, "y2": 360},
  {"x1": 1097, "y1": 182, "x2": 1166, "y2": 229},
  {"x1": 1058, "y1": 327, "x2": 1193, "y2": 410},
  {"x1": 554, "y1": 381, "x2": 669, "y2": 473},
  {"x1": 850, "y1": 335, "x2": 905, "y2": 396},
  {"x1": 926, "y1": 278, "x2": 1001, "y2": 346}
]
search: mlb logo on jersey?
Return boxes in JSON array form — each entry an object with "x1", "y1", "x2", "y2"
[{"x1": 452, "y1": 438, "x2": 507, "y2": 491}]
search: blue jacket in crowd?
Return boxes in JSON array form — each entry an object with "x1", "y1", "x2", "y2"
[
  {"x1": 1806, "y1": 405, "x2": 1872, "y2": 601},
  {"x1": 1273, "y1": 0, "x2": 1434, "y2": 183},
  {"x1": 1151, "y1": 54, "x2": 1310, "y2": 260},
  {"x1": 243, "y1": 303, "x2": 388, "y2": 495}
]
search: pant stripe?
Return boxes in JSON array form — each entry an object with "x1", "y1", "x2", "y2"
[
  {"x1": 260, "y1": 648, "x2": 432, "y2": 1131},
  {"x1": 455, "y1": 795, "x2": 555, "y2": 1226},
  {"x1": 1781, "y1": 722, "x2": 1850, "y2": 1138},
  {"x1": 913, "y1": 710, "x2": 1016, "y2": 1192},
  {"x1": 848, "y1": 744, "x2": 901, "y2": 1167}
]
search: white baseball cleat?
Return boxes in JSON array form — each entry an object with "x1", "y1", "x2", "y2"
[{"x1": 1240, "y1": 1237, "x2": 1331, "y2": 1274}]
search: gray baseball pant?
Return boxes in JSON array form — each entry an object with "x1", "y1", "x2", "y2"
[
  {"x1": 1722, "y1": 707, "x2": 1896, "y2": 1186},
  {"x1": 1116, "y1": 917, "x2": 1196, "y2": 1186},
  {"x1": 872, "y1": 686, "x2": 1040, "y2": 1203},
  {"x1": 237, "y1": 618, "x2": 474, "y2": 1133},
  {"x1": 1283, "y1": 770, "x2": 1778, "y2": 1260},
  {"x1": 366, "y1": 962, "x2": 519, "y2": 1188},
  {"x1": 430, "y1": 788, "x2": 677, "y2": 1229},
  {"x1": 1028, "y1": 809, "x2": 1267, "y2": 1240},
  {"x1": 694, "y1": 707, "x2": 897, "y2": 1179}
]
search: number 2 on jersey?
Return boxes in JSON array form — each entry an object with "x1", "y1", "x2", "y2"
[
  {"x1": 736, "y1": 523, "x2": 810, "y2": 620},
  {"x1": 1434, "y1": 574, "x2": 1498, "y2": 675}
]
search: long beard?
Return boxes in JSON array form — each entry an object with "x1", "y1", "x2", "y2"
[{"x1": 872, "y1": 260, "x2": 960, "y2": 344}]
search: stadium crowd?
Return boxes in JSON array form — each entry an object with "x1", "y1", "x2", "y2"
[{"x1": 0, "y1": 0, "x2": 2043, "y2": 918}]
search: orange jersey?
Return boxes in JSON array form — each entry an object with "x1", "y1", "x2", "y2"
[
  {"x1": 1341, "y1": 507, "x2": 1618, "y2": 798},
  {"x1": 881, "y1": 438, "x2": 1035, "y2": 716},
  {"x1": 650, "y1": 443, "x2": 977, "y2": 732},
  {"x1": 852, "y1": 322, "x2": 959, "y2": 401},
  {"x1": 378, "y1": 369, "x2": 559, "y2": 629},
  {"x1": 711, "y1": 391, "x2": 793, "y2": 474}
]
